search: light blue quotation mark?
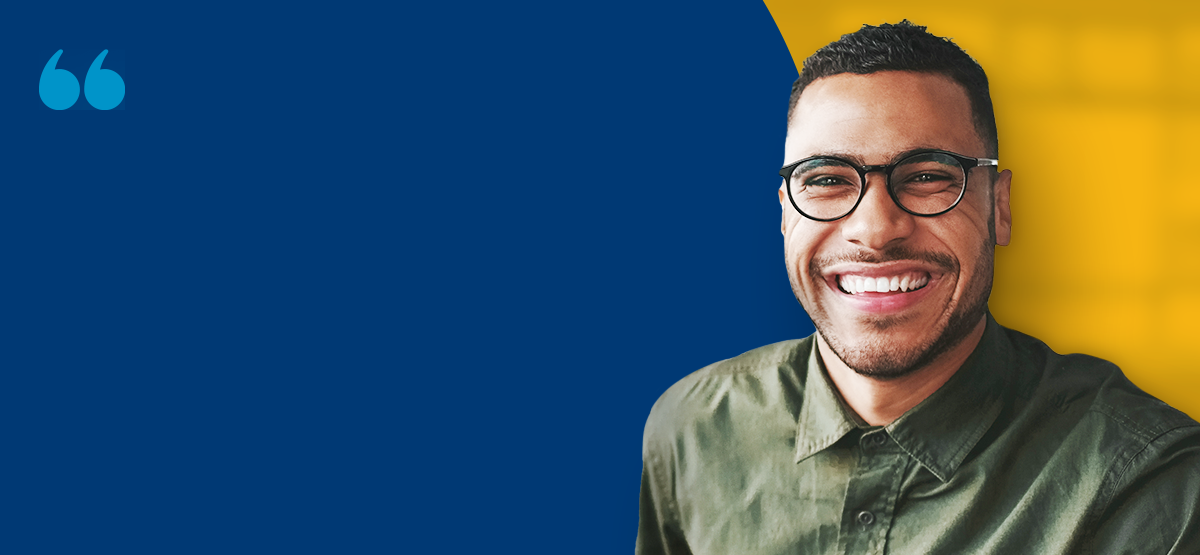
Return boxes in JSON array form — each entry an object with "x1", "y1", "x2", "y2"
[{"x1": 39, "y1": 50, "x2": 125, "y2": 110}]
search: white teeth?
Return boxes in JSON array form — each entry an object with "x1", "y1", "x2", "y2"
[
  {"x1": 839, "y1": 273, "x2": 930, "y2": 295},
  {"x1": 839, "y1": 276, "x2": 856, "y2": 294}
]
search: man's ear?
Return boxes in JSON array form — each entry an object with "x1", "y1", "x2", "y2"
[
  {"x1": 993, "y1": 169, "x2": 1012, "y2": 246},
  {"x1": 779, "y1": 186, "x2": 787, "y2": 235}
]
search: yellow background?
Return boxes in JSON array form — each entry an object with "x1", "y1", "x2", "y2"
[{"x1": 765, "y1": 1, "x2": 1200, "y2": 418}]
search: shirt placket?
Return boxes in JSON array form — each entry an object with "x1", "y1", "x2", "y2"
[{"x1": 837, "y1": 429, "x2": 910, "y2": 554}]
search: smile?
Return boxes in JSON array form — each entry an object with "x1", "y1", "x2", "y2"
[{"x1": 837, "y1": 272, "x2": 930, "y2": 295}]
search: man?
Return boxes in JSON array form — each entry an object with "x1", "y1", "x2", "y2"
[{"x1": 637, "y1": 21, "x2": 1200, "y2": 554}]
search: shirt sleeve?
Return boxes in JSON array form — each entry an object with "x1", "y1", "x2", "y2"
[
  {"x1": 1082, "y1": 424, "x2": 1200, "y2": 554},
  {"x1": 636, "y1": 410, "x2": 691, "y2": 555}
]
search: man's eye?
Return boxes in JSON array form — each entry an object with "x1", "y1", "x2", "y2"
[
  {"x1": 897, "y1": 172, "x2": 957, "y2": 188},
  {"x1": 805, "y1": 175, "x2": 852, "y2": 187},
  {"x1": 908, "y1": 172, "x2": 946, "y2": 182}
]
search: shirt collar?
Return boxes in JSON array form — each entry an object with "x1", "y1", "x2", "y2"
[
  {"x1": 794, "y1": 312, "x2": 1011, "y2": 482},
  {"x1": 793, "y1": 340, "x2": 859, "y2": 463}
]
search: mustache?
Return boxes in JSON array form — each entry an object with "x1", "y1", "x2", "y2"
[{"x1": 810, "y1": 245, "x2": 957, "y2": 275}]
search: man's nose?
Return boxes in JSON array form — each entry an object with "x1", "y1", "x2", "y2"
[{"x1": 839, "y1": 173, "x2": 916, "y2": 249}]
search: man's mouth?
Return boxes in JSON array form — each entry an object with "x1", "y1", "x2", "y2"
[{"x1": 836, "y1": 272, "x2": 930, "y2": 295}]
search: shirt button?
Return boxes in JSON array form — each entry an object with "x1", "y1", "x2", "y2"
[
  {"x1": 857, "y1": 510, "x2": 875, "y2": 526},
  {"x1": 872, "y1": 433, "x2": 888, "y2": 446}
]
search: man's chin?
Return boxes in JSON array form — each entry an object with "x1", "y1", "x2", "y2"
[
  {"x1": 803, "y1": 300, "x2": 938, "y2": 378},
  {"x1": 818, "y1": 302, "x2": 987, "y2": 380},
  {"x1": 821, "y1": 332, "x2": 933, "y2": 380},
  {"x1": 848, "y1": 312, "x2": 917, "y2": 332}
]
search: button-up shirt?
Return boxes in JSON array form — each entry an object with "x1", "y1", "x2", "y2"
[{"x1": 637, "y1": 314, "x2": 1200, "y2": 554}]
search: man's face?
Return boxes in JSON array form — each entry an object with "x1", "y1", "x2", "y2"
[{"x1": 781, "y1": 71, "x2": 1012, "y2": 378}]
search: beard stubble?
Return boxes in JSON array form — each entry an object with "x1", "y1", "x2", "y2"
[{"x1": 798, "y1": 241, "x2": 995, "y2": 380}]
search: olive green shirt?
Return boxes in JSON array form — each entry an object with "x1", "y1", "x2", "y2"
[{"x1": 637, "y1": 315, "x2": 1200, "y2": 554}]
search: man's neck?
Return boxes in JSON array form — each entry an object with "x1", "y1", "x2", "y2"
[{"x1": 818, "y1": 317, "x2": 988, "y2": 427}]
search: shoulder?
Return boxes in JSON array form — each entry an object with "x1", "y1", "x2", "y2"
[
  {"x1": 999, "y1": 325, "x2": 1198, "y2": 437},
  {"x1": 642, "y1": 337, "x2": 812, "y2": 450},
  {"x1": 1000, "y1": 325, "x2": 1200, "y2": 496}
]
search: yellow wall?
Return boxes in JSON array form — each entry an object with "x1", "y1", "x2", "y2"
[{"x1": 765, "y1": 1, "x2": 1200, "y2": 418}]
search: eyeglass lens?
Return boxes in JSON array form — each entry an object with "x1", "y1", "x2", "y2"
[{"x1": 788, "y1": 152, "x2": 967, "y2": 220}]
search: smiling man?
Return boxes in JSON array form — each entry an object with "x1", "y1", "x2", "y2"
[{"x1": 637, "y1": 22, "x2": 1200, "y2": 554}]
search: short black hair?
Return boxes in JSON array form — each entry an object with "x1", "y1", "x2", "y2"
[{"x1": 787, "y1": 20, "x2": 998, "y2": 158}]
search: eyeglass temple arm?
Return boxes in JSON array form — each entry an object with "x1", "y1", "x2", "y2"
[{"x1": 975, "y1": 158, "x2": 999, "y2": 167}]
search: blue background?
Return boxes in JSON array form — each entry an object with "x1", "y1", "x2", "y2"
[{"x1": 3, "y1": 1, "x2": 811, "y2": 552}]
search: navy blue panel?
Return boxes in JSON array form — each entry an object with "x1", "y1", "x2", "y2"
[{"x1": 0, "y1": 1, "x2": 808, "y2": 553}]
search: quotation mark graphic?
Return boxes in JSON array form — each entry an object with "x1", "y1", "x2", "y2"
[{"x1": 39, "y1": 50, "x2": 125, "y2": 110}]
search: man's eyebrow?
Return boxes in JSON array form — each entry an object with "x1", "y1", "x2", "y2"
[
  {"x1": 808, "y1": 150, "x2": 865, "y2": 164},
  {"x1": 803, "y1": 146, "x2": 950, "y2": 165}
]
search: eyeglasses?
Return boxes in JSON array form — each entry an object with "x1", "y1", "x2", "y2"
[{"x1": 779, "y1": 149, "x2": 998, "y2": 222}]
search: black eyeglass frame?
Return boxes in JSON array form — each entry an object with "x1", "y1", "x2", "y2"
[{"x1": 778, "y1": 149, "x2": 999, "y2": 222}]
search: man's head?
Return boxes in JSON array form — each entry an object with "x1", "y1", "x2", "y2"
[
  {"x1": 788, "y1": 21, "x2": 999, "y2": 159},
  {"x1": 780, "y1": 23, "x2": 1012, "y2": 380}
]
